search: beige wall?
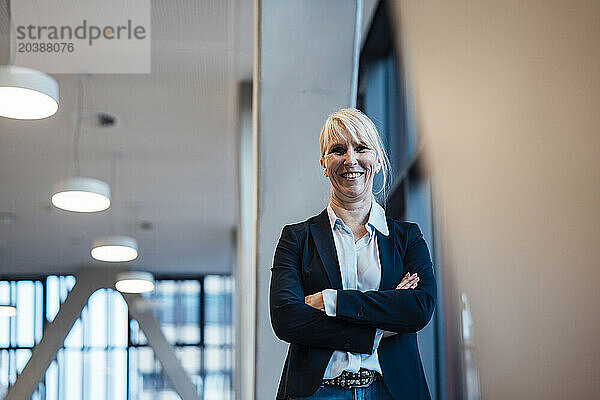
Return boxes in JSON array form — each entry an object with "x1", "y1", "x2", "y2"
[{"x1": 391, "y1": 1, "x2": 600, "y2": 398}]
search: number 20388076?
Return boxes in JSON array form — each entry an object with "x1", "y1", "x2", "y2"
[{"x1": 18, "y1": 42, "x2": 74, "y2": 52}]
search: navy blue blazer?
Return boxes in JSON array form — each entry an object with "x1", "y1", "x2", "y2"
[{"x1": 270, "y1": 209, "x2": 436, "y2": 399}]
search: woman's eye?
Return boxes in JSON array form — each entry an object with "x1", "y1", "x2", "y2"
[
  {"x1": 330, "y1": 146, "x2": 345, "y2": 154},
  {"x1": 355, "y1": 145, "x2": 368, "y2": 152}
]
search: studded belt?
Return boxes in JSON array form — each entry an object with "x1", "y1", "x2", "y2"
[{"x1": 322, "y1": 369, "x2": 382, "y2": 388}]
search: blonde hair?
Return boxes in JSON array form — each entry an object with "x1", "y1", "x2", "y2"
[{"x1": 319, "y1": 108, "x2": 391, "y2": 196}]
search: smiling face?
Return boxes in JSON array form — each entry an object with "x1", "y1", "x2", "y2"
[
  {"x1": 321, "y1": 128, "x2": 380, "y2": 205},
  {"x1": 319, "y1": 108, "x2": 390, "y2": 207}
]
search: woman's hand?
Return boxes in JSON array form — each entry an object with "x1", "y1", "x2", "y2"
[
  {"x1": 305, "y1": 291, "x2": 325, "y2": 311},
  {"x1": 396, "y1": 272, "x2": 419, "y2": 289}
]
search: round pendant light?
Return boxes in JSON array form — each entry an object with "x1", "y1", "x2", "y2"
[
  {"x1": 52, "y1": 177, "x2": 111, "y2": 213},
  {"x1": 0, "y1": 305, "x2": 17, "y2": 317},
  {"x1": 0, "y1": 65, "x2": 59, "y2": 119},
  {"x1": 115, "y1": 271, "x2": 154, "y2": 293},
  {"x1": 91, "y1": 236, "x2": 138, "y2": 262}
]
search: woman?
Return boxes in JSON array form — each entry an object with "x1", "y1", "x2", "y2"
[{"x1": 270, "y1": 108, "x2": 436, "y2": 399}]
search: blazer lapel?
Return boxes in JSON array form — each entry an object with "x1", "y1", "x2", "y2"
[
  {"x1": 377, "y1": 219, "x2": 396, "y2": 290},
  {"x1": 310, "y1": 209, "x2": 343, "y2": 289}
]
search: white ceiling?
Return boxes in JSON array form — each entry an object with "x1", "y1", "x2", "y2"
[{"x1": 0, "y1": 0, "x2": 253, "y2": 276}]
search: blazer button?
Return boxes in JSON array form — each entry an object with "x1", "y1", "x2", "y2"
[
  {"x1": 344, "y1": 342, "x2": 351, "y2": 350},
  {"x1": 357, "y1": 311, "x2": 364, "y2": 318}
]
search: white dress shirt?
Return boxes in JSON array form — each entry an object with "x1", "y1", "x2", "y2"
[{"x1": 321, "y1": 199, "x2": 389, "y2": 379}]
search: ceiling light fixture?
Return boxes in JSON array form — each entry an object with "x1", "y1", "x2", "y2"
[
  {"x1": 0, "y1": 65, "x2": 59, "y2": 119},
  {"x1": 91, "y1": 236, "x2": 138, "y2": 262},
  {"x1": 0, "y1": 305, "x2": 17, "y2": 317},
  {"x1": 115, "y1": 271, "x2": 154, "y2": 293},
  {"x1": 51, "y1": 177, "x2": 111, "y2": 212},
  {"x1": 51, "y1": 78, "x2": 111, "y2": 213}
]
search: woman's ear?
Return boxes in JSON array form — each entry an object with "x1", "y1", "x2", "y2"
[
  {"x1": 376, "y1": 159, "x2": 382, "y2": 173},
  {"x1": 320, "y1": 157, "x2": 327, "y2": 176}
]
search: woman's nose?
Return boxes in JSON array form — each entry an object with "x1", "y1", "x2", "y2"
[{"x1": 344, "y1": 149, "x2": 358, "y2": 165}]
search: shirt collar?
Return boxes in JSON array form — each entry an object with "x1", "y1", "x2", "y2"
[
  {"x1": 326, "y1": 199, "x2": 389, "y2": 236},
  {"x1": 367, "y1": 199, "x2": 389, "y2": 236}
]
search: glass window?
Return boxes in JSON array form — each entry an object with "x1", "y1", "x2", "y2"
[
  {"x1": 0, "y1": 275, "x2": 233, "y2": 399},
  {"x1": 16, "y1": 281, "x2": 35, "y2": 347},
  {"x1": 46, "y1": 276, "x2": 75, "y2": 323},
  {"x1": 15, "y1": 349, "x2": 31, "y2": 374},
  {"x1": 0, "y1": 282, "x2": 9, "y2": 348},
  {"x1": 45, "y1": 360, "x2": 58, "y2": 400},
  {"x1": 204, "y1": 276, "x2": 233, "y2": 347},
  {"x1": 0, "y1": 350, "x2": 9, "y2": 396}
]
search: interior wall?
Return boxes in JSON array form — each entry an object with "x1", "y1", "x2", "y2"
[{"x1": 390, "y1": 1, "x2": 600, "y2": 398}]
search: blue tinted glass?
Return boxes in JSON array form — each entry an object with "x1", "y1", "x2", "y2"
[
  {"x1": 107, "y1": 349, "x2": 127, "y2": 400},
  {"x1": 0, "y1": 281, "x2": 9, "y2": 303},
  {"x1": 87, "y1": 289, "x2": 108, "y2": 348},
  {"x1": 183, "y1": 290, "x2": 200, "y2": 325},
  {"x1": 109, "y1": 290, "x2": 128, "y2": 348},
  {"x1": 15, "y1": 349, "x2": 31, "y2": 374},
  {"x1": 64, "y1": 319, "x2": 82, "y2": 348},
  {"x1": 46, "y1": 276, "x2": 59, "y2": 322},
  {"x1": 176, "y1": 346, "x2": 201, "y2": 375},
  {"x1": 85, "y1": 349, "x2": 107, "y2": 399},
  {"x1": 63, "y1": 276, "x2": 76, "y2": 301},
  {"x1": 204, "y1": 372, "x2": 233, "y2": 400},
  {"x1": 35, "y1": 281, "x2": 43, "y2": 343},
  {"x1": 0, "y1": 282, "x2": 10, "y2": 347},
  {"x1": 45, "y1": 360, "x2": 58, "y2": 400},
  {"x1": 127, "y1": 347, "x2": 139, "y2": 398},
  {"x1": 156, "y1": 280, "x2": 177, "y2": 326},
  {"x1": 0, "y1": 349, "x2": 9, "y2": 389},
  {"x1": 16, "y1": 281, "x2": 34, "y2": 347},
  {"x1": 204, "y1": 276, "x2": 233, "y2": 325},
  {"x1": 64, "y1": 348, "x2": 82, "y2": 400},
  {"x1": 130, "y1": 319, "x2": 147, "y2": 346}
]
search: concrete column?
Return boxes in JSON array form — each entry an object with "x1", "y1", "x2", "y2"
[
  {"x1": 254, "y1": 1, "x2": 358, "y2": 398},
  {"x1": 235, "y1": 81, "x2": 256, "y2": 400}
]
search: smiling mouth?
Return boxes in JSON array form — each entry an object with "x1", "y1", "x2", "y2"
[{"x1": 341, "y1": 172, "x2": 364, "y2": 179}]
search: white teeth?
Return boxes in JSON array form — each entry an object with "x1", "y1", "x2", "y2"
[{"x1": 343, "y1": 172, "x2": 361, "y2": 178}]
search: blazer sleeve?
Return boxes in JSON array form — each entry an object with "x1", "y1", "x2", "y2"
[
  {"x1": 335, "y1": 223, "x2": 437, "y2": 333},
  {"x1": 270, "y1": 224, "x2": 377, "y2": 354}
]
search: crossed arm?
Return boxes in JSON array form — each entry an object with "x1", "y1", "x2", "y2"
[
  {"x1": 305, "y1": 271, "x2": 420, "y2": 310},
  {"x1": 270, "y1": 223, "x2": 436, "y2": 353},
  {"x1": 270, "y1": 225, "x2": 377, "y2": 354},
  {"x1": 305, "y1": 272, "x2": 420, "y2": 339}
]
